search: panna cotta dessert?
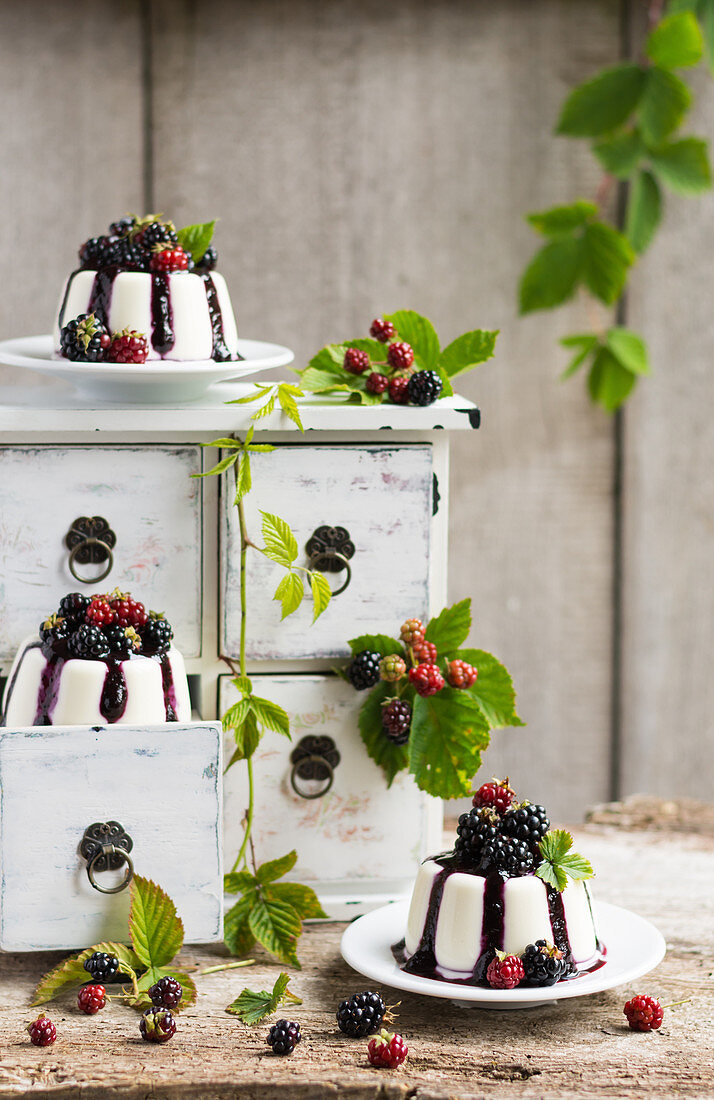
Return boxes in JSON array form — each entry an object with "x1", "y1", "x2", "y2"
[
  {"x1": 399, "y1": 779, "x2": 601, "y2": 988},
  {"x1": 1, "y1": 590, "x2": 190, "y2": 727},
  {"x1": 55, "y1": 214, "x2": 241, "y2": 363}
]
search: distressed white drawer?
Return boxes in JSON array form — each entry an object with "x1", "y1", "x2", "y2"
[
  {"x1": 220, "y1": 445, "x2": 432, "y2": 659},
  {"x1": 0, "y1": 723, "x2": 222, "y2": 951},
  {"x1": 0, "y1": 445, "x2": 202, "y2": 662},
  {"x1": 219, "y1": 675, "x2": 441, "y2": 910}
]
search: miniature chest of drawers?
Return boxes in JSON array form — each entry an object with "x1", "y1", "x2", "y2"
[{"x1": 0, "y1": 386, "x2": 479, "y2": 938}]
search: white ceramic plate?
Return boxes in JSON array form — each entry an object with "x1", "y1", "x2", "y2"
[
  {"x1": 340, "y1": 899, "x2": 666, "y2": 1009},
  {"x1": 0, "y1": 334, "x2": 294, "y2": 404}
]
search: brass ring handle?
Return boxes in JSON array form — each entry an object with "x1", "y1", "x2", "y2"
[
  {"x1": 308, "y1": 550, "x2": 352, "y2": 597},
  {"x1": 68, "y1": 539, "x2": 114, "y2": 583},
  {"x1": 86, "y1": 845, "x2": 134, "y2": 894},
  {"x1": 290, "y1": 755, "x2": 336, "y2": 800}
]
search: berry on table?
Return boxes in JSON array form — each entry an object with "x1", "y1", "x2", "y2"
[
  {"x1": 367, "y1": 1028, "x2": 408, "y2": 1068},
  {"x1": 387, "y1": 375, "x2": 410, "y2": 404},
  {"x1": 381, "y1": 699, "x2": 412, "y2": 745},
  {"x1": 454, "y1": 806, "x2": 499, "y2": 860},
  {"x1": 27, "y1": 1014, "x2": 57, "y2": 1046},
  {"x1": 140, "y1": 1006, "x2": 176, "y2": 1043},
  {"x1": 85, "y1": 596, "x2": 117, "y2": 628},
  {"x1": 412, "y1": 639, "x2": 437, "y2": 664},
  {"x1": 366, "y1": 371, "x2": 389, "y2": 395},
  {"x1": 337, "y1": 991, "x2": 386, "y2": 1037},
  {"x1": 502, "y1": 803, "x2": 550, "y2": 851},
  {"x1": 486, "y1": 952, "x2": 525, "y2": 990},
  {"x1": 149, "y1": 976, "x2": 183, "y2": 1009},
  {"x1": 407, "y1": 370, "x2": 443, "y2": 407},
  {"x1": 194, "y1": 244, "x2": 218, "y2": 273},
  {"x1": 111, "y1": 593, "x2": 148, "y2": 629},
  {"x1": 108, "y1": 329, "x2": 149, "y2": 364},
  {"x1": 343, "y1": 347, "x2": 371, "y2": 374},
  {"x1": 69, "y1": 623, "x2": 111, "y2": 660},
  {"x1": 399, "y1": 619, "x2": 425, "y2": 647},
  {"x1": 387, "y1": 341, "x2": 415, "y2": 371},
  {"x1": 150, "y1": 246, "x2": 190, "y2": 273},
  {"x1": 347, "y1": 650, "x2": 382, "y2": 690},
  {"x1": 521, "y1": 940, "x2": 570, "y2": 986},
  {"x1": 266, "y1": 1019, "x2": 302, "y2": 1055},
  {"x1": 84, "y1": 951, "x2": 120, "y2": 983},
  {"x1": 369, "y1": 318, "x2": 396, "y2": 343},
  {"x1": 78, "y1": 984, "x2": 106, "y2": 1015},
  {"x1": 624, "y1": 995, "x2": 663, "y2": 1032},
  {"x1": 140, "y1": 613, "x2": 173, "y2": 655},
  {"x1": 379, "y1": 654, "x2": 406, "y2": 683},
  {"x1": 408, "y1": 662, "x2": 445, "y2": 697},
  {"x1": 60, "y1": 313, "x2": 111, "y2": 362},
  {"x1": 446, "y1": 659, "x2": 478, "y2": 689},
  {"x1": 473, "y1": 778, "x2": 515, "y2": 815}
]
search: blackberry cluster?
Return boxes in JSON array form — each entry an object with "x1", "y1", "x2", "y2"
[
  {"x1": 455, "y1": 807, "x2": 500, "y2": 859},
  {"x1": 453, "y1": 785, "x2": 551, "y2": 877},
  {"x1": 84, "y1": 951, "x2": 120, "y2": 983},
  {"x1": 195, "y1": 244, "x2": 218, "y2": 272},
  {"x1": 502, "y1": 803, "x2": 550, "y2": 852},
  {"x1": 149, "y1": 976, "x2": 182, "y2": 1009},
  {"x1": 138, "y1": 220, "x2": 178, "y2": 251},
  {"x1": 407, "y1": 370, "x2": 443, "y2": 406},
  {"x1": 266, "y1": 1019, "x2": 301, "y2": 1055},
  {"x1": 141, "y1": 615, "x2": 173, "y2": 656},
  {"x1": 521, "y1": 940, "x2": 571, "y2": 986},
  {"x1": 479, "y1": 835, "x2": 535, "y2": 876},
  {"x1": 381, "y1": 699, "x2": 411, "y2": 745},
  {"x1": 336, "y1": 991, "x2": 385, "y2": 1037},
  {"x1": 77, "y1": 215, "x2": 186, "y2": 273},
  {"x1": 38, "y1": 591, "x2": 174, "y2": 663},
  {"x1": 59, "y1": 313, "x2": 111, "y2": 362},
  {"x1": 70, "y1": 623, "x2": 110, "y2": 660},
  {"x1": 347, "y1": 650, "x2": 381, "y2": 690}
]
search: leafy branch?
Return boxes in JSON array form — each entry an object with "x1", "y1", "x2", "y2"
[{"x1": 226, "y1": 971, "x2": 301, "y2": 1024}]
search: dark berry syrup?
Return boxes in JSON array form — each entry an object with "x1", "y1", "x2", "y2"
[
  {"x1": 157, "y1": 653, "x2": 178, "y2": 721},
  {"x1": 100, "y1": 661, "x2": 128, "y2": 723},
  {"x1": 87, "y1": 267, "x2": 118, "y2": 328},
  {"x1": 151, "y1": 272, "x2": 175, "y2": 355},
  {"x1": 201, "y1": 273, "x2": 243, "y2": 361},
  {"x1": 32, "y1": 655, "x2": 67, "y2": 725}
]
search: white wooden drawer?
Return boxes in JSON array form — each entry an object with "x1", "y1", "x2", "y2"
[
  {"x1": 0, "y1": 445, "x2": 202, "y2": 662},
  {"x1": 220, "y1": 445, "x2": 432, "y2": 659},
  {"x1": 219, "y1": 674, "x2": 441, "y2": 909},
  {"x1": 0, "y1": 723, "x2": 223, "y2": 951}
]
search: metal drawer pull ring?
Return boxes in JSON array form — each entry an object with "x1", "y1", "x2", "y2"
[
  {"x1": 80, "y1": 821, "x2": 134, "y2": 895},
  {"x1": 305, "y1": 526, "x2": 355, "y2": 597},
  {"x1": 290, "y1": 736, "x2": 341, "y2": 800},
  {"x1": 65, "y1": 516, "x2": 117, "y2": 584}
]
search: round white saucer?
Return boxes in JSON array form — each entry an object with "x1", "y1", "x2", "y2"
[
  {"x1": 0, "y1": 335, "x2": 294, "y2": 404},
  {"x1": 340, "y1": 899, "x2": 666, "y2": 1009}
]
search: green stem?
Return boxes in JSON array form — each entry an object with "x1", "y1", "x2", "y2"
[{"x1": 230, "y1": 473, "x2": 254, "y2": 874}]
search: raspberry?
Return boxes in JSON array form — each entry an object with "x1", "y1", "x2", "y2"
[
  {"x1": 408, "y1": 662, "x2": 445, "y2": 697},
  {"x1": 379, "y1": 655, "x2": 406, "y2": 683},
  {"x1": 84, "y1": 951, "x2": 119, "y2": 983},
  {"x1": 486, "y1": 952, "x2": 525, "y2": 990},
  {"x1": 407, "y1": 370, "x2": 443, "y2": 406},
  {"x1": 347, "y1": 650, "x2": 381, "y2": 690},
  {"x1": 27, "y1": 1014, "x2": 56, "y2": 1047},
  {"x1": 150, "y1": 246, "x2": 189, "y2": 273},
  {"x1": 369, "y1": 318, "x2": 396, "y2": 344},
  {"x1": 399, "y1": 619, "x2": 425, "y2": 647},
  {"x1": 454, "y1": 806, "x2": 499, "y2": 860},
  {"x1": 447, "y1": 659, "x2": 478, "y2": 689},
  {"x1": 366, "y1": 372, "x2": 388, "y2": 395},
  {"x1": 473, "y1": 779, "x2": 515, "y2": 815},
  {"x1": 108, "y1": 329, "x2": 149, "y2": 364},
  {"x1": 387, "y1": 342, "x2": 415, "y2": 371},
  {"x1": 194, "y1": 244, "x2": 218, "y2": 273},
  {"x1": 69, "y1": 623, "x2": 110, "y2": 660},
  {"x1": 86, "y1": 596, "x2": 117, "y2": 627},
  {"x1": 140, "y1": 1006, "x2": 176, "y2": 1043},
  {"x1": 344, "y1": 347, "x2": 370, "y2": 374},
  {"x1": 623, "y1": 995, "x2": 664, "y2": 1032},
  {"x1": 58, "y1": 592, "x2": 91, "y2": 626},
  {"x1": 388, "y1": 375, "x2": 410, "y2": 404},
  {"x1": 40, "y1": 614, "x2": 71, "y2": 659},
  {"x1": 381, "y1": 699, "x2": 412, "y2": 745},
  {"x1": 367, "y1": 1029, "x2": 408, "y2": 1068},
  {"x1": 140, "y1": 614, "x2": 173, "y2": 655},
  {"x1": 521, "y1": 940, "x2": 570, "y2": 986},
  {"x1": 111, "y1": 594, "x2": 148, "y2": 629},
  {"x1": 60, "y1": 313, "x2": 111, "y2": 362},
  {"x1": 266, "y1": 1019, "x2": 301, "y2": 1055},
  {"x1": 78, "y1": 984, "x2": 106, "y2": 1015},
  {"x1": 149, "y1": 976, "x2": 183, "y2": 1009},
  {"x1": 502, "y1": 803, "x2": 550, "y2": 852},
  {"x1": 138, "y1": 220, "x2": 178, "y2": 251},
  {"x1": 337, "y1": 991, "x2": 385, "y2": 1037},
  {"x1": 412, "y1": 640, "x2": 437, "y2": 663}
]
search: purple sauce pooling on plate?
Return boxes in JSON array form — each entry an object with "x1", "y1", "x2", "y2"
[{"x1": 151, "y1": 272, "x2": 174, "y2": 355}]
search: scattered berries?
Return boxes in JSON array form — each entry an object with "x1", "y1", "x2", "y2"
[
  {"x1": 624, "y1": 995, "x2": 663, "y2": 1032},
  {"x1": 502, "y1": 804, "x2": 550, "y2": 852},
  {"x1": 521, "y1": 940, "x2": 570, "y2": 987},
  {"x1": 486, "y1": 952, "x2": 525, "y2": 990},
  {"x1": 27, "y1": 1014, "x2": 57, "y2": 1047},
  {"x1": 412, "y1": 639, "x2": 437, "y2": 664},
  {"x1": 84, "y1": 951, "x2": 120, "y2": 983},
  {"x1": 343, "y1": 347, "x2": 371, "y2": 374},
  {"x1": 77, "y1": 984, "x2": 106, "y2": 1015},
  {"x1": 387, "y1": 342, "x2": 415, "y2": 371},
  {"x1": 150, "y1": 246, "x2": 189, "y2": 273},
  {"x1": 60, "y1": 313, "x2": 111, "y2": 362},
  {"x1": 366, "y1": 371, "x2": 389, "y2": 395},
  {"x1": 337, "y1": 991, "x2": 386, "y2": 1037},
  {"x1": 149, "y1": 976, "x2": 183, "y2": 1010},
  {"x1": 474, "y1": 779, "x2": 515, "y2": 815},
  {"x1": 388, "y1": 375, "x2": 410, "y2": 404},
  {"x1": 140, "y1": 1006, "x2": 177, "y2": 1043},
  {"x1": 85, "y1": 597, "x2": 117, "y2": 628},
  {"x1": 408, "y1": 662, "x2": 445, "y2": 697},
  {"x1": 400, "y1": 619, "x2": 425, "y2": 647},
  {"x1": 407, "y1": 370, "x2": 443, "y2": 407},
  {"x1": 379, "y1": 654, "x2": 406, "y2": 683},
  {"x1": 446, "y1": 659, "x2": 478, "y2": 689},
  {"x1": 69, "y1": 623, "x2": 111, "y2": 660},
  {"x1": 111, "y1": 594, "x2": 148, "y2": 629},
  {"x1": 369, "y1": 318, "x2": 396, "y2": 343},
  {"x1": 108, "y1": 329, "x2": 149, "y2": 364},
  {"x1": 381, "y1": 699, "x2": 412, "y2": 745},
  {"x1": 347, "y1": 650, "x2": 382, "y2": 690},
  {"x1": 266, "y1": 1019, "x2": 302, "y2": 1055},
  {"x1": 367, "y1": 1029, "x2": 408, "y2": 1068}
]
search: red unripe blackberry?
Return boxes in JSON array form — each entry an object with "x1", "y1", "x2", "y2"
[
  {"x1": 27, "y1": 1014, "x2": 57, "y2": 1046},
  {"x1": 343, "y1": 347, "x2": 371, "y2": 374},
  {"x1": 149, "y1": 976, "x2": 183, "y2": 1009},
  {"x1": 369, "y1": 318, "x2": 396, "y2": 343},
  {"x1": 367, "y1": 1028, "x2": 409, "y2": 1068},
  {"x1": 86, "y1": 596, "x2": 117, "y2": 627},
  {"x1": 447, "y1": 659, "x2": 478, "y2": 689},
  {"x1": 111, "y1": 595, "x2": 148, "y2": 629},
  {"x1": 78, "y1": 984, "x2": 106, "y2": 1015},
  {"x1": 399, "y1": 619, "x2": 425, "y2": 646},
  {"x1": 381, "y1": 699, "x2": 412, "y2": 744},
  {"x1": 473, "y1": 779, "x2": 515, "y2": 815},
  {"x1": 108, "y1": 329, "x2": 149, "y2": 364},
  {"x1": 412, "y1": 639, "x2": 437, "y2": 664},
  {"x1": 486, "y1": 952, "x2": 525, "y2": 989},
  {"x1": 140, "y1": 1006, "x2": 176, "y2": 1043},
  {"x1": 624, "y1": 995, "x2": 663, "y2": 1032},
  {"x1": 266, "y1": 1018, "x2": 301, "y2": 1054},
  {"x1": 379, "y1": 654, "x2": 406, "y2": 683},
  {"x1": 408, "y1": 662, "x2": 445, "y2": 697},
  {"x1": 150, "y1": 247, "x2": 189, "y2": 273},
  {"x1": 366, "y1": 371, "x2": 388, "y2": 395},
  {"x1": 387, "y1": 341, "x2": 415, "y2": 371},
  {"x1": 388, "y1": 375, "x2": 410, "y2": 404}
]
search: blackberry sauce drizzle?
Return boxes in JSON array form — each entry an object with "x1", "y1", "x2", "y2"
[
  {"x1": 100, "y1": 661, "x2": 128, "y2": 723},
  {"x1": 201, "y1": 273, "x2": 242, "y2": 361},
  {"x1": 88, "y1": 268, "x2": 118, "y2": 328},
  {"x1": 32, "y1": 655, "x2": 66, "y2": 725},
  {"x1": 157, "y1": 653, "x2": 178, "y2": 721},
  {"x1": 151, "y1": 272, "x2": 175, "y2": 354}
]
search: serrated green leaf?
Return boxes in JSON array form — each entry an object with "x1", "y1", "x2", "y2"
[
  {"x1": 226, "y1": 384, "x2": 274, "y2": 406},
  {"x1": 256, "y1": 850, "x2": 298, "y2": 883},
  {"x1": 266, "y1": 882, "x2": 328, "y2": 919},
  {"x1": 384, "y1": 310, "x2": 441, "y2": 369},
  {"x1": 250, "y1": 695, "x2": 290, "y2": 737},
  {"x1": 261, "y1": 511, "x2": 298, "y2": 566},
  {"x1": 273, "y1": 571, "x2": 304, "y2": 619},
  {"x1": 559, "y1": 335, "x2": 599, "y2": 381},
  {"x1": 456, "y1": 648, "x2": 524, "y2": 728},
  {"x1": 232, "y1": 675, "x2": 252, "y2": 694},
  {"x1": 518, "y1": 236, "x2": 582, "y2": 314},
  {"x1": 252, "y1": 389, "x2": 277, "y2": 421},
  {"x1": 247, "y1": 443, "x2": 276, "y2": 453},
  {"x1": 33, "y1": 942, "x2": 140, "y2": 1006},
  {"x1": 581, "y1": 221, "x2": 634, "y2": 305},
  {"x1": 348, "y1": 633, "x2": 404, "y2": 658},
  {"x1": 226, "y1": 971, "x2": 300, "y2": 1024},
  {"x1": 539, "y1": 829, "x2": 574, "y2": 864},
  {"x1": 129, "y1": 876, "x2": 184, "y2": 970},
  {"x1": 435, "y1": 366, "x2": 454, "y2": 398},
  {"x1": 224, "y1": 894, "x2": 257, "y2": 958},
  {"x1": 593, "y1": 130, "x2": 646, "y2": 178},
  {"x1": 559, "y1": 851, "x2": 595, "y2": 880},
  {"x1": 606, "y1": 328, "x2": 651, "y2": 375},
  {"x1": 639, "y1": 67, "x2": 691, "y2": 144},
  {"x1": 425, "y1": 599, "x2": 471, "y2": 655},
  {"x1": 201, "y1": 437, "x2": 242, "y2": 449},
  {"x1": 408, "y1": 689, "x2": 491, "y2": 799},
  {"x1": 226, "y1": 710, "x2": 261, "y2": 766},
  {"x1": 297, "y1": 368, "x2": 352, "y2": 394},
  {"x1": 305, "y1": 346, "x2": 354, "y2": 376},
  {"x1": 310, "y1": 570, "x2": 332, "y2": 621},
  {"x1": 195, "y1": 451, "x2": 239, "y2": 478},
  {"x1": 175, "y1": 220, "x2": 216, "y2": 261},
  {"x1": 647, "y1": 10, "x2": 703, "y2": 67},
  {"x1": 588, "y1": 346, "x2": 638, "y2": 411},
  {"x1": 536, "y1": 859, "x2": 568, "y2": 891},
  {"x1": 626, "y1": 169, "x2": 662, "y2": 254},
  {"x1": 536, "y1": 829, "x2": 594, "y2": 892},
  {"x1": 278, "y1": 383, "x2": 304, "y2": 431},
  {"x1": 222, "y1": 697, "x2": 252, "y2": 733},
  {"x1": 650, "y1": 136, "x2": 712, "y2": 194},
  {"x1": 439, "y1": 329, "x2": 498, "y2": 378},
  {"x1": 224, "y1": 870, "x2": 256, "y2": 895},
  {"x1": 248, "y1": 896, "x2": 301, "y2": 968},
  {"x1": 234, "y1": 451, "x2": 252, "y2": 502},
  {"x1": 556, "y1": 63, "x2": 647, "y2": 136},
  {"x1": 527, "y1": 201, "x2": 597, "y2": 236},
  {"x1": 358, "y1": 681, "x2": 410, "y2": 787}
]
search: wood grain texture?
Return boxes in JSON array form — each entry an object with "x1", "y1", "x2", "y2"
[{"x1": 0, "y1": 804, "x2": 709, "y2": 1097}]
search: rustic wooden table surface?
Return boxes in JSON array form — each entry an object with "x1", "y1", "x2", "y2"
[{"x1": 0, "y1": 798, "x2": 711, "y2": 1099}]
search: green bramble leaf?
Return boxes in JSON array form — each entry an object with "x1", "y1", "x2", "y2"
[
  {"x1": 588, "y1": 347, "x2": 637, "y2": 412},
  {"x1": 200, "y1": 437, "x2": 243, "y2": 449},
  {"x1": 234, "y1": 451, "x2": 252, "y2": 502},
  {"x1": 222, "y1": 696, "x2": 252, "y2": 733},
  {"x1": 32, "y1": 942, "x2": 141, "y2": 1006},
  {"x1": 581, "y1": 221, "x2": 634, "y2": 305},
  {"x1": 224, "y1": 870, "x2": 256, "y2": 895},
  {"x1": 194, "y1": 451, "x2": 239, "y2": 478},
  {"x1": 248, "y1": 895, "x2": 302, "y2": 969},
  {"x1": 638, "y1": 67, "x2": 691, "y2": 145},
  {"x1": 593, "y1": 130, "x2": 645, "y2": 178},
  {"x1": 559, "y1": 334, "x2": 599, "y2": 380},
  {"x1": 261, "y1": 511, "x2": 298, "y2": 567},
  {"x1": 225, "y1": 710, "x2": 261, "y2": 767},
  {"x1": 536, "y1": 829, "x2": 594, "y2": 893},
  {"x1": 298, "y1": 368, "x2": 354, "y2": 394},
  {"x1": 226, "y1": 972, "x2": 301, "y2": 1024},
  {"x1": 226, "y1": 384, "x2": 274, "y2": 406},
  {"x1": 650, "y1": 137, "x2": 712, "y2": 194},
  {"x1": 701, "y1": 0, "x2": 714, "y2": 74},
  {"x1": 647, "y1": 11, "x2": 703, "y2": 68},
  {"x1": 265, "y1": 882, "x2": 328, "y2": 919},
  {"x1": 224, "y1": 894, "x2": 257, "y2": 958},
  {"x1": 250, "y1": 695, "x2": 290, "y2": 737},
  {"x1": 438, "y1": 330, "x2": 498, "y2": 378},
  {"x1": 175, "y1": 220, "x2": 216, "y2": 262},
  {"x1": 310, "y1": 570, "x2": 332, "y2": 621},
  {"x1": 273, "y1": 572, "x2": 304, "y2": 619},
  {"x1": 348, "y1": 633, "x2": 404, "y2": 658},
  {"x1": 129, "y1": 875, "x2": 184, "y2": 970},
  {"x1": 425, "y1": 598, "x2": 471, "y2": 655},
  {"x1": 358, "y1": 680, "x2": 410, "y2": 788},
  {"x1": 256, "y1": 850, "x2": 298, "y2": 883},
  {"x1": 605, "y1": 328, "x2": 651, "y2": 376},
  {"x1": 556, "y1": 63, "x2": 647, "y2": 136},
  {"x1": 384, "y1": 310, "x2": 441, "y2": 369},
  {"x1": 626, "y1": 169, "x2": 662, "y2": 254},
  {"x1": 518, "y1": 236, "x2": 582, "y2": 314},
  {"x1": 526, "y1": 201, "x2": 597, "y2": 236},
  {"x1": 408, "y1": 688, "x2": 491, "y2": 799},
  {"x1": 456, "y1": 648, "x2": 524, "y2": 729},
  {"x1": 252, "y1": 389, "x2": 277, "y2": 421},
  {"x1": 277, "y1": 383, "x2": 304, "y2": 431}
]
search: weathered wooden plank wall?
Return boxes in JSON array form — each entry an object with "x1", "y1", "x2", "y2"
[{"x1": 0, "y1": 0, "x2": 711, "y2": 820}]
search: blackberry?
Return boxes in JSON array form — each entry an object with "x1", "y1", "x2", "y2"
[
  {"x1": 266, "y1": 1019, "x2": 301, "y2": 1055},
  {"x1": 336, "y1": 991, "x2": 385, "y2": 1037},
  {"x1": 108, "y1": 215, "x2": 136, "y2": 237},
  {"x1": 407, "y1": 370, "x2": 443, "y2": 407},
  {"x1": 104, "y1": 625, "x2": 141, "y2": 657},
  {"x1": 521, "y1": 940, "x2": 570, "y2": 986},
  {"x1": 69, "y1": 623, "x2": 110, "y2": 660},
  {"x1": 139, "y1": 220, "x2": 178, "y2": 251},
  {"x1": 140, "y1": 1006, "x2": 176, "y2": 1043},
  {"x1": 79, "y1": 236, "x2": 110, "y2": 269},
  {"x1": 194, "y1": 244, "x2": 217, "y2": 272},
  {"x1": 149, "y1": 976, "x2": 183, "y2": 1009},
  {"x1": 347, "y1": 650, "x2": 381, "y2": 690},
  {"x1": 60, "y1": 313, "x2": 111, "y2": 362},
  {"x1": 104, "y1": 235, "x2": 148, "y2": 270},
  {"x1": 84, "y1": 951, "x2": 119, "y2": 983},
  {"x1": 502, "y1": 838, "x2": 536, "y2": 876},
  {"x1": 454, "y1": 806, "x2": 499, "y2": 860},
  {"x1": 58, "y1": 592, "x2": 91, "y2": 625},
  {"x1": 478, "y1": 835, "x2": 520, "y2": 874},
  {"x1": 381, "y1": 699, "x2": 412, "y2": 744},
  {"x1": 40, "y1": 614, "x2": 71, "y2": 658},
  {"x1": 141, "y1": 615, "x2": 173, "y2": 655},
  {"x1": 502, "y1": 803, "x2": 550, "y2": 851}
]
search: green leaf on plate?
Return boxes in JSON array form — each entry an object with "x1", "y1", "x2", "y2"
[{"x1": 536, "y1": 829, "x2": 594, "y2": 892}]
